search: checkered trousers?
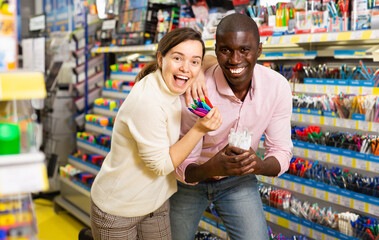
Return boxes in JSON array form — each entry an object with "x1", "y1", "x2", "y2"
[{"x1": 90, "y1": 199, "x2": 172, "y2": 240}]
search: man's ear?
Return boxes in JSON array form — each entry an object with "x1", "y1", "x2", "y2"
[
  {"x1": 257, "y1": 43, "x2": 263, "y2": 58},
  {"x1": 157, "y1": 51, "x2": 162, "y2": 68}
]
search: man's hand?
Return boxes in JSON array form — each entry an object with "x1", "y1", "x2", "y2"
[{"x1": 185, "y1": 70, "x2": 208, "y2": 106}]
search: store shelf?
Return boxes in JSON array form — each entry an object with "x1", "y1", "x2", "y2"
[
  {"x1": 77, "y1": 139, "x2": 109, "y2": 156},
  {"x1": 263, "y1": 204, "x2": 359, "y2": 240},
  {"x1": 0, "y1": 152, "x2": 48, "y2": 195},
  {"x1": 291, "y1": 113, "x2": 379, "y2": 134},
  {"x1": 293, "y1": 83, "x2": 379, "y2": 95},
  {"x1": 74, "y1": 71, "x2": 104, "y2": 95},
  {"x1": 60, "y1": 176, "x2": 91, "y2": 198},
  {"x1": 68, "y1": 155, "x2": 100, "y2": 175},
  {"x1": 72, "y1": 44, "x2": 94, "y2": 59},
  {"x1": 85, "y1": 121, "x2": 113, "y2": 136},
  {"x1": 93, "y1": 105, "x2": 118, "y2": 117},
  {"x1": 0, "y1": 72, "x2": 46, "y2": 100},
  {"x1": 74, "y1": 87, "x2": 102, "y2": 111},
  {"x1": 292, "y1": 140, "x2": 379, "y2": 173},
  {"x1": 110, "y1": 71, "x2": 137, "y2": 81},
  {"x1": 258, "y1": 138, "x2": 378, "y2": 173},
  {"x1": 73, "y1": 55, "x2": 104, "y2": 75},
  {"x1": 199, "y1": 212, "x2": 228, "y2": 239},
  {"x1": 101, "y1": 88, "x2": 130, "y2": 99},
  {"x1": 91, "y1": 44, "x2": 157, "y2": 54},
  {"x1": 258, "y1": 174, "x2": 379, "y2": 215},
  {"x1": 70, "y1": 20, "x2": 102, "y2": 42},
  {"x1": 259, "y1": 51, "x2": 317, "y2": 60},
  {"x1": 264, "y1": 29, "x2": 379, "y2": 45}
]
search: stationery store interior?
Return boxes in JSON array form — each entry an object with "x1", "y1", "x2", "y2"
[{"x1": 1, "y1": 0, "x2": 378, "y2": 239}]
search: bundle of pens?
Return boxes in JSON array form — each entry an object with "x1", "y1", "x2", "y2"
[{"x1": 188, "y1": 96, "x2": 214, "y2": 118}]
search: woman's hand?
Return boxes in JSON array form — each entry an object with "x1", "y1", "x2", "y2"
[{"x1": 194, "y1": 107, "x2": 222, "y2": 133}]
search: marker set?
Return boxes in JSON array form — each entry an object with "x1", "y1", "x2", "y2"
[
  {"x1": 188, "y1": 97, "x2": 214, "y2": 118},
  {"x1": 292, "y1": 125, "x2": 379, "y2": 155},
  {"x1": 77, "y1": 132, "x2": 111, "y2": 149},
  {"x1": 288, "y1": 157, "x2": 379, "y2": 197},
  {"x1": 259, "y1": 184, "x2": 379, "y2": 238},
  {"x1": 293, "y1": 94, "x2": 379, "y2": 122}
]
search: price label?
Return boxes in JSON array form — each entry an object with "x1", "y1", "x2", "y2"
[
  {"x1": 297, "y1": 147, "x2": 306, "y2": 156},
  {"x1": 324, "y1": 116, "x2": 334, "y2": 126},
  {"x1": 270, "y1": 214, "x2": 278, "y2": 224},
  {"x1": 313, "y1": 230, "x2": 323, "y2": 239},
  {"x1": 311, "y1": 116, "x2": 321, "y2": 124},
  {"x1": 324, "y1": 234, "x2": 336, "y2": 240},
  {"x1": 329, "y1": 154, "x2": 340, "y2": 164},
  {"x1": 335, "y1": 118, "x2": 345, "y2": 127},
  {"x1": 292, "y1": 113, "x2": 300, "y2": 122},
  {"x1": 302, "y1": 114, "x2": 310, "y2": 123},
  {"x1": 300, "y1": 225, "x2": 310, "y2": 236},
  {"x1": 304, "y1": 186, "x2": 314, "y2": 196},
  {"x1": 270, "y1": 36, "x2": 281, "y2": 45},
  {"x1": 328, "y1": 192, "x2": 338, "y2": 203},
  {"x1": 345, "y1": 119, "x2": 356, "y2": 129},
  {"x1": 369, "y1": 204, "x2": 379, "y2": 215},
  {"x1": 358, "y1": 121, "x2": 369, "y2": 131},
  {"x1": 327, "y1": 33, "x2": 339, "y2": 41},
  {"x1": 293, "y1": 183, "x2": 302, "y2": 193},
  {"x1": 369, "y1": 161, "x2": 379, "y2": 172},
  {"x1": 350, "y1": 31, "x2": 363, "y2": 40},
  {"x1": 326, "y1": 85, "x2": 336, "y2": 94},
  {"x1": 308, "y1": 150, "x2": 317, "y2": 159},
  {"x1": 340, "y1": 196, "x2": 351, "y2": 207},
  {"x1": 315, "y1": 189, "x2": 326, "y2": 200},
  {"x1": 283, "y1": 180, "x2": 292, "y2": 190},
  {"x1": 356, "y1": 159, "x2": 367, "y2": 170},
  {"x1": 350, "y1": 86, "x2": 360, "y2": 95},
  {"x1": 354, "y1": 200, "x2": 366, "y2": 212},
  {"x1": 281, "y1": 35, "x2": 292, "y2": 44},
  {"x1": 305, "y1": 84, "x2": 314, "y2": 92},
  {"x1": 299, "y1": 34, "x2": 310, "y2": 43},
  {"x1": 311, "y1": 34, "x2": 322, "y2": 42},
  {"x1": 337, "y1": 85, "x2": 348, "y2": 93},
  {"x1": 371, "y1": 122, "x2": 379, "y2": 132},
  {"x1": 290, "y1": 221, "x2": 299, "y2": 232},
  {"x1": 370, "y1": 30, "x2": 379, "y2": 39},
  {"x1": 362, "y1": 87, "x2": 372, "y2": 95},
  {"x1": 274, "y1": 177, "x2": 282, "y2": 187},
  {"x1": 315, "y1": 84, "x2": 324, "y2": 93},
  {"x1": 318, "y1": 151, "x2": 328, "y2": 161},
  {"x1": 342, "y1": 156, "x2": 353, "y2": 167}
]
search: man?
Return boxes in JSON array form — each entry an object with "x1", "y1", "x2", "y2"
[{"x1": 170, "y1": 13, "x2": 293, "y2": 240}]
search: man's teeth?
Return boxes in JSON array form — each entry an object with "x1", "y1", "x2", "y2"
[
  {"x1": 230, "y1": 68, "x2": 244, "y2": 74},
  {"x1": 176, "y1": 75, "x2": 189, "y2": 80}
]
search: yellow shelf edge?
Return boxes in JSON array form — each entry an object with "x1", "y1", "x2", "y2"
[{"x1": 0, "y1": 72, "x2": 46, "y2": 100}]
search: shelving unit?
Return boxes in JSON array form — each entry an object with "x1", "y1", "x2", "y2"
[
  {"x1": 60, "y1": 25, "x2": 379, "y2": 237},
  {"x1": 0, "y1": 72, "x2": 48, "y2": 239}
]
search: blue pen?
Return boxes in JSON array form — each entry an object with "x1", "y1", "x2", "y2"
[{"x1": 201, "y1": 101, "x2": 212, "y2": 111}]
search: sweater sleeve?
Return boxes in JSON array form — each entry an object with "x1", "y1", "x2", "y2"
[{"x1": 125, "y1": 100, "x2": 175, "y2": 176}]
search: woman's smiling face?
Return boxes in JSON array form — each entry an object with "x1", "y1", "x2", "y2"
[{"x1": 158, "y1": 40, "x2": 203, "y2": 94}]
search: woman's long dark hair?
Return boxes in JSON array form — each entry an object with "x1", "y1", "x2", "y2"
[{"x1": 135, "y1": 28, "x2": 205, "y2": 82}]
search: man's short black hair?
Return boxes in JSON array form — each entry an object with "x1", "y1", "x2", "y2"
[{"x1": 216, "y1": 13, "x2": 260, "y2": 47}]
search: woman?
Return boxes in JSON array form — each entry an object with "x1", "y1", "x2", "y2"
[{"x1": 90, "y1": 28, "x2": 222, "y2": 240}]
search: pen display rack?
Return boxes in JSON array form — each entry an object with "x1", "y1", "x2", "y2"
[{"x1": 117, "y1": 0, "x2": 179, "y2": 45}]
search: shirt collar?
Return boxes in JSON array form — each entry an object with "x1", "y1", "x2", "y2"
[{"x1": 214, "y1": 65, "x2": 255, "y2": 101}]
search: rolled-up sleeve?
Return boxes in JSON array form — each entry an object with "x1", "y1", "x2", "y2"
[
  {"x1": 126, "y1": 102, "x2": 175, "y2": 176},
  {"x1": 175, "y1": 96, "x2": 203, "y2": 184},
  {"x1": 263, "y1": 80, "x2": 293, "y2": 176}
]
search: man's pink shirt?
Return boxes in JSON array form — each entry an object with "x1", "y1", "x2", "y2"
[{"x1": 176, "y1": 64, "x2": 293, "y2": 184}]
